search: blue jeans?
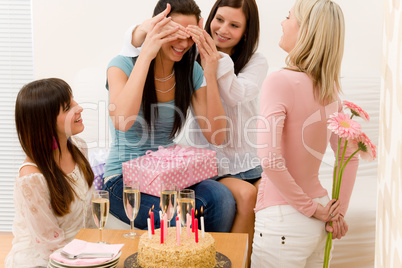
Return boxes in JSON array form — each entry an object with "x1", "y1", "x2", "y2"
[
  {"x1": 213, "y1": 165, "x2": 263, "y2": 184},
  {"x1": 103, "y1": 174, "x2": 236, "y2": 232}
]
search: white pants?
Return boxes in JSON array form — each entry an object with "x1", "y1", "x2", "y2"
[{"x1": 251, "y1": 196, "x2": 332, "y2": 268}]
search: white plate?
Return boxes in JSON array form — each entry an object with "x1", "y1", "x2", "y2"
[
  {"x1": 48, "y1": 261, "x2": 118, "y2": 268},
  {"x1": 49, "y1": 258, "x2": 119, "y2": 268},
  {"x1": 49, "y1": 250, "x2": 121, "y2": 268},
  {"x1": 49, "y1": 257, "x2": 119, "y2": 268}
]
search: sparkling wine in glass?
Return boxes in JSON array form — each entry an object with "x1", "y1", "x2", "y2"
[
  {"x1": 161, "y1": 182, "x2": 177, "y2": 228},
  {"x1": 123, "y1": 181, "x2": 141, "y2": 239},
  {"x1": 178, "y1": 189, "x2": 195, "y2": 228},
  {"x1": 92, "y1": 190, "x2": 109, "y2": 244}
]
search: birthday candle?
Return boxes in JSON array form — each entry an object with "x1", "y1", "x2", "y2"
[
  {"x1": 147, "y1": 218, "x2": 152, "y2": 239},
  {"x1": 159, "y1": 210, "x2": 163, "y2": 224},
  {"x1": 150, "y1": 210, "x2": 155, "y2": 235},
  {"x1": 201, "y1": 216, "x2": 205, "y2": 238},
  {"x1": 177, "y1": 206, "x2": 181, "y2": 234},
  {"x1": 177, "y1": 206, "x2": 180, "y2": 220},
  {"x1": 201, "y1": 206, "x2": 205, "y2": 238},
  {"x1": 194, "y1": 218, "x2": 198, "y2": 243},
  {"x1": 186, "y1": 213, "x2": 191, "y2": 238},
  {"x1": 176, "y1": 216, "x2": 180, "y2": 246},
  {"x1": 164, "y1": 213, "x2": 168, "y2": 238},
  {"x1": 161, "y1": 219, "x2": 164, "y2": 244},
  {"x1": 191, "y1": 208, "x2": 195, "y2": 233}
]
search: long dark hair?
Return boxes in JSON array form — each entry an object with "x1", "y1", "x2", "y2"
[
  {"x1": 15, "y1": 78, "x2": 94, "y2": 217},
  {"x1": 140, "y1": 0, "x2": 201, "y2": 138},
  {"x1": 204, "y1": 0, "x2": 260, "y2": 75}
]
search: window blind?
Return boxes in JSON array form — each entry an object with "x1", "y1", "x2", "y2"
[{"x1": 0, "y1": 0, "x2": 33, "y2": 231}]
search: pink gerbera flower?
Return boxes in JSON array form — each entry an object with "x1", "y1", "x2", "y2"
[
  {"x1": 328, "y1": 113, "x2": 361, "y2": 139},
  {"x1": 349, "y1": 132, "x2": 377, "y2": 161},
  {"x1": 343, "y1": 100, "x2": 370, "y2": 121}
]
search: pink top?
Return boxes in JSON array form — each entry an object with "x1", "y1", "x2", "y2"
[{"x1": 255, "y1": 69, "x2": 359, "y2": 217}]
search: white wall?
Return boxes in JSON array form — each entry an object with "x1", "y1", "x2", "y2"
[
  {"x1": 259, "y1": 0, "x2": 384, "y2": 76},
  {"x1": 32, "y1": 0, "x2": 383, "y2": 148},
  {"x1": 376, "y1": 0, "x2": 402, "y2": 266}
]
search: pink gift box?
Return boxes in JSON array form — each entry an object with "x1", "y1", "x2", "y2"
[{"x1": 122, "y1": 145, "x2": 217, "y2": 196}]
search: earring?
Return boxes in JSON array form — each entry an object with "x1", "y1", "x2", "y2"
[{"x1": 52, "y1": 136, "x2": 58, "y2": 150}]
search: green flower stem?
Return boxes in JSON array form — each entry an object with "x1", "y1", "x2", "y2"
[
  {"x1": 335, "y1": 140, "x2": 348, "y2": 199},
  {"x1": 333, "y1": 138, "x2": 342, "y2": 197},
  {"x1": 335, "y1": 146, "x2": 361, "y2": 200},
  {"x1": 324, "y1": 140, "x2": 357, "y2": 267},
  {"x1": 323, "y1": 225, "x2": 333, "y2": 268},
  {"x1": 341, "y1": 149, "x2": 360, "y2": 172},
  {"x1": 324, "y1": 137, "x2": 343, "y2": 268},
  {"x1": 337, "y1": 149, "x2": 360, "y2": 196}
]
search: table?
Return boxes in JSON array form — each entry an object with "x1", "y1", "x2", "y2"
[
  {"x1": 0, "y1": 232, "x2": 13, "y2": 265},
  {"x1": 75, "y1": 229, "x2": 248, "y2": 268}
]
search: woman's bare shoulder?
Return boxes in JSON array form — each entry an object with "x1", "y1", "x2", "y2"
[{"x1": 18, "y1": 158, "x2": 41, "y2": 178}]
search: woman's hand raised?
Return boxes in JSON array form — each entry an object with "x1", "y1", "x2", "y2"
[
  {"x1": 141, "y1": 17, "x2": 181, "y2": 60},
  {"x1": 135, "y1": 4, "x2": 172, "y2": 40},
  {"x1": 136, "y1": 4, "x2": 189, "y2": 60},
  {"x1": 187, "y1": 20, "x2": 221, "y2": 76}
]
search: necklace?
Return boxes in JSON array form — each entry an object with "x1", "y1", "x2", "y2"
[
  {"x1": 155, "y1": 70, "x2": 175, "y2": 82},
  {"x1": 155, "y1": 82, "x2": 176, "y2": 93}
]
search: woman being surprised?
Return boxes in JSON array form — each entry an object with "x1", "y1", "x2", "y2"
[
  {"x1": 120, "y1": 1, "x2": 267, "y2": 264},
  {"x1": 252, "y1": 0, "x2": 359, "y2": 267},
  {"x1": 103, "y1": 0, "x2": 236, "y2": 233},
  {"x1": 6, "y1": 78, "x2": 95, "y2": 267}
]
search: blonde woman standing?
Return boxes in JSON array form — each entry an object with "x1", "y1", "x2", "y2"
[{"x1": 252, "y1": 0, "x2": 359, "y2": 267}]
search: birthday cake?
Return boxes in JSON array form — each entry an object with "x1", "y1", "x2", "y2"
[{"x1": 137, "y1": 227, "x2": 216, "y2": 268}]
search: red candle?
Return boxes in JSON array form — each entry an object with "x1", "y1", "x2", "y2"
[
  {"x1": 191, "y1": 208, "x2": 195, "y2": 233},
  {"x1": 194, "y1": 218, "x2": 198, "y2": 243},
  {"x1": 161, "y1": 219, "x2": 164, "y2": 244},
  {"x1": 149, "y1": 209, "x2": 155, "y2": 235}
]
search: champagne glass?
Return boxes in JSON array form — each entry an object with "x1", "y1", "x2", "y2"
[
  {"x1": 178, "y1": 189, "x2": 195, "y2": 228},
  {"x1": 91, "y1": 190, "x2": 109, "y2": 244},
  {"x1": 123, "y1": 181, "x2": 141, "y2": 239},
  {"x1": 160, "y1": 182, "x2": 177, "y2": 228}
]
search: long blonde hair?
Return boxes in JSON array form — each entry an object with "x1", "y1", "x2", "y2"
[{"x1": 286, "y1": 0, "x2": 345, "y2": 104}]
